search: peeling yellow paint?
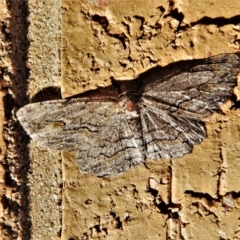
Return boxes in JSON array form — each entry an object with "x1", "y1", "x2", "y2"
[{"x1": 60, "y1": 1, "x2": 240, "y2": 239}]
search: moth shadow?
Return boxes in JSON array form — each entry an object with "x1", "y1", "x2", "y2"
[
  {"x1": 115, "y1": 57, "x2": 221, "y2": 94},
  {"x1": 30, "y1": 56, "x2": 239, "y2": 109},
  {"x1": 31, "y1": 87, "x2": 62, "y2": 103}
]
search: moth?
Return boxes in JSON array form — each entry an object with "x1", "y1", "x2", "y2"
[{"x1": 17, "y1": 53, "x2": 240, "y2": 176}]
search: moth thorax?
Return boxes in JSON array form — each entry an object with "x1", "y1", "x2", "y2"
[{"x1": 118, "y1": 95, "x2": 140, "y2": 119}]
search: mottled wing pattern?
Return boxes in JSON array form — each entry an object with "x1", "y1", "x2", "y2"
[
  {"x1": 17, "y1": 53, "x2": 240, "y2": 176},
  {"x1": 139, "y1": 53, "x2": 240, "y2": 159},
  {"x1": 17, "y1": 99, "x2": 144, "y2": 176}
]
